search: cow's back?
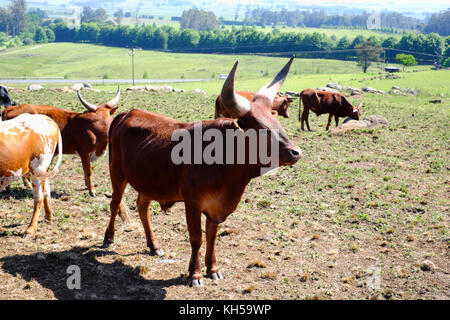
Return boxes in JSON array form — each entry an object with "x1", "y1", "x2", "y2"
[
  {"x1": 0, "y1": 114, "x2": 59, "y2": 180},
  {"x1": 3, "y1": 104, "x2": 77, "y2": 153},
  {"x1": 109, "y1": 109, "x2": 188, "y2": 200}
]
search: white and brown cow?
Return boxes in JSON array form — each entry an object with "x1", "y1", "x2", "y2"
[{"x1": 0, "y1": 113, "x2": 62, "y2": 236}]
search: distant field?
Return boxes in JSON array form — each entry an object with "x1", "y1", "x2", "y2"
[
  {"x1": 1, "y1": 43, "x2": 446, "y2": 98},
  {"x1": 0, "y1": 43, "x2": 390, "y2": 80}
]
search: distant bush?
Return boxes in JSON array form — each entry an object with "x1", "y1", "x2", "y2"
[
  {"x1": 22, "y1": 38, "x2": 34, "y2": 45},
  {"x1": 443, "y1": 57, "x2": 450, "y2": 68}
]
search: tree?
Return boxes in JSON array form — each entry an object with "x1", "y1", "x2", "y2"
[
  {"x1": 0, "y1": 8, "x2": 9, "y2": 33},
  {"x1": 76, "y1": 23, "x2": 100, "y2": 42},
  {"x1": 0, "y1": 32, "x2": 8, "y2": 46},
  {"x1": 423, "y1": 33, "x2": 444, "y2": 58},
  {"x1": 443, "y1": 57, "x2": 450, "y2": 68},
  {"x1": 8, "y1": 0, "x2": 28, "y2": 36},
  {"x1": 81, "y1": 6, "x2": 107, "y2": 24},
  {"x1": 45, "y1": 27, "x2": 55, "y2": 42},
  {"x1": 423, "y1": 9, "x2": 450, "y2": 36},
  {"x1": 180, "y1": 8, "x2": 220, "y2": 31},
  {"x1": 355, "y1": 41, "x2": 383, "y2": 73},
  {"x1": 114, "y1": 9, "x2": 124, "y2": 25},
  {"x1": 34, "y1": 26, "x2": 48, "y2": 43},
  {"x1": 395, "y1": 53, "x2": 417, "y2": 70}
]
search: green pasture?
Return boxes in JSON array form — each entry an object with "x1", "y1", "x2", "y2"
[{"x1": 1, "y1": 42, "x2": 446, "y2": 98}]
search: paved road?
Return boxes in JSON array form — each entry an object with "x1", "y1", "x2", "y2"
[{"x1": 0, "y1": 78, "x2": 214, "y2": 84}]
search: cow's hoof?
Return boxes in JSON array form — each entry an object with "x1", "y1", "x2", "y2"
[
  {"x1": 187, "y1": 278, "x2": 204, "y2": 287},
  {"x1": 208, "y1": 271, "x2": 223, "y2": 281},
  {"x1": 101, "y1": 240, "x2": 113, "y2": 248},
  {"x1": 23, "y1": 231, "x2": 34, "y2": 239},
  {"x1": 150, "y1": 249, "x2": 164, "y2": 257},
  {"x1": 89, "y1": 191, "x2": 97, "y2": 197}
]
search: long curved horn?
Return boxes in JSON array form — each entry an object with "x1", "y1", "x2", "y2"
[
  {"x1": 77, "y1": 89, "x2": 98, "y2": 112},
  {"x1": 255, "y1": 55, "x2": 295, "y2": 102},
  {"x1": 105, "y1": 85, "x2": 121, "y2": 107},
  {"x1": 220, "y1": 61, "x2": 251, "y2": 118}
]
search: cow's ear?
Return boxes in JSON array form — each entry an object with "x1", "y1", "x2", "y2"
[
  {"x1": 271, "y1": 110, "x2": 278, "y2": 116},
  {"x1": 109, "y1": 107, "x2": 119, "y2": 115}
]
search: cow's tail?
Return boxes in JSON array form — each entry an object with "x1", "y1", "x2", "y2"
[
  {"x1": 108, "y1": 111, "x2": 128, "y2": 165},
  {"x1": 298, "y1": 91, "x2": 303, "y2": 122},
  {"x1": 35, "y1": 129, "x2": 63, "y2": 180},
  {"x1": 46, "y1": 130, "x2": 63, "y2": 179}
]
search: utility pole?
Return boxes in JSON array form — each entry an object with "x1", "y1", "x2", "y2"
[{"x1": 127, "y1": 47, "x2": 140, "y2": 86}]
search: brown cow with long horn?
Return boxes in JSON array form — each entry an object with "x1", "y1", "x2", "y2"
[
  {"x1": 2, "y1": 86, "x2": 121, "y2": 197},
  {"x1": 103, "y1": 57, "x2": 302, "y2": 286}
]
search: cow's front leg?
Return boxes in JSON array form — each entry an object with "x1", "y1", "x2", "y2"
[
  {"x1": 205, "y1": 217, "x2": 223, "y2": 281},
  {"x1": 185, "y1": 203, "x2": 204, "y2": 287},
  {"x1": 25, "y1": 178, "x2": 44, "y2": 237},
  {"x1": 80, "y1": 152, "x2": 96, "y2": 197},
  {"x1": 334, "y1": 115, "x2": 339, "y2": 127}
]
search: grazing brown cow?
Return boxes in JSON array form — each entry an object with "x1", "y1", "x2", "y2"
[
  {"x1": 103, "y1": 57, "x2": 302, "y2": 286},
  {"x1": 0, "y1": 114, "x2": 62, "y2": 236},
  {"x1": 215, "y1": 90, "x2": 294, "y2": 119},
  {"x1": 2, "y1": 87, "x2": 121, "y2": 196},
  {"x1": 299, "y1": 88, "x2": 362, "y2": 131}
]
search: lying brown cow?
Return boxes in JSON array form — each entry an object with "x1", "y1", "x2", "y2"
[
  {"x1": 215, "y1": 90, "x2": 294, "y2": 119},
  {"x1": 2, "y1": 87, "x2": 121, "y2": 196},
  {"x1": 299, "y1": 88, "x2": 361, "y2": 131},
  {"x1": 103, "y1": 57, "x2": 302, "y2": 286},
  {"x1": 0, "y1": 114, "x2": 62, "y2": 236}
]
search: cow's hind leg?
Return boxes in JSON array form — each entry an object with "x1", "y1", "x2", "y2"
[
  {"x1": 185, "y1": 202, "x2": 204, "y2": 287},
  {"x1": 137, "y1": 194, "x2": 163, "y2": 256},
  {"x1": 205, "y1": 217, "x2": 223, "y2": 281},
  {"x1": 103, "y1": 175, "x2": 127, "y2": 248},
  {"x1": 25, "y1": 178, "x2": 45, "y2": 237},
  {"x1": 23, "y1": 176, "x2": 33, "y2": 190},
  {"x1": 80, "y1": 152, "x2": 96, "y2": 197},
  {"x1": 334, "y1": 115, "x2": 339, "y2": 127},
  {"x1": 301, "y1": 107, "x2": 311, "y2": 131},
  {"x1": 43, "y1": 179, "x2": 53, "y2": 221}
]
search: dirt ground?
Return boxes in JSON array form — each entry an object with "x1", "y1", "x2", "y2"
[{"x1": 0, "y1": 90, "x2": 448, "y2": 300}]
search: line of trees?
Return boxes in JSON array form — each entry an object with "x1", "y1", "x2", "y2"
[
  {"x1": 44, "y1": 22, "x2": 445, "y2": 63},
  {"x1": 243, "y1": 8, "x2": 425, "y2": 32},
  {"x1": 241, "y1": 8, "x2": 449, "y2": 37}
]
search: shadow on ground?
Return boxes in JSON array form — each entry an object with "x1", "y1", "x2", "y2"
[
  {"x1": 0, "y1": 246, "x2": 185, "y2": 299},
  {"x1": 0, "y1": 188, "x2": 67, "y2": 200}
]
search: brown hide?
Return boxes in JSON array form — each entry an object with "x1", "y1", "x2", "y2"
[
  {"x1": 215, "y1": 90, "x2": 292, "y2": 118},
  {"x1": 103, "y1": 57, "x2": 302, "y2": 287},
  {"x1": 299, "y1": 88, "x2": 361, "y2": 131}
]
